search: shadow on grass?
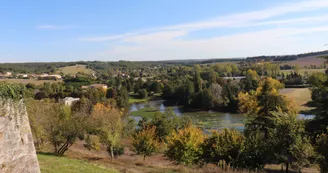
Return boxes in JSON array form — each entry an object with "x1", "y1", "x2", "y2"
[{"x1": 37, "y1": 152, "x2": 61, "y2": 157}]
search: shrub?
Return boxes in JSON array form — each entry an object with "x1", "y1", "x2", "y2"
[
  {"x1": 165, "y1": 124, "x2": 204, "y2": 165},
  {"x1": 132, "y1": 126, "x2": 159, "y2": 161},
  {"x1": 138, "y1": 89, "x2": 148, "y2": 99},
  {"x1": 201, "y1": 129, "x2": 244, "y2": 168}
]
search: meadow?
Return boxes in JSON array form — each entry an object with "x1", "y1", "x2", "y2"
[{"x1": 56, "y1": 65, "x2": 94, "y2": 75}]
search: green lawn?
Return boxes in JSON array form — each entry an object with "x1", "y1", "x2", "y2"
[
  {"x1": 129, "y1": 97, "x2": 149, "y2": 104},
  {"x1": 129, "y1": 107, "x2": 159, "y2": 118},
  {"x1": 37, "y1": 153, "x2": 119, "y2": 173}
]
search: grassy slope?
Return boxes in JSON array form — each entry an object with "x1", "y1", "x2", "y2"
[
  {"x1": 280, "y1": 88, "x2": 313, "y2": 111},
  {"x1": 38, "y1": 153, "x2": 119, "y2": 173},
  {"x1": 57, "y1": 65, "x2": 94, "y2": 75}
]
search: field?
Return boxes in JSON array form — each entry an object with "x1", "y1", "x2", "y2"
[
  {"x1": 281, "y1": 69, "x2": 325, "y2": 75},
  {"x1": 57, "y1": 65, "x2": 94, "y2": 75},
  {"x1": 0, "y1": 79, "x2": 61, "y2": 85},
  {"x1": 280, "y1": 55, "x2": 327, "y2": 67},
  {"x1": 280, "y1": 88, "x2": 313, "y2": 111},
  {"x1": 38, "y1": 153, "x2": 119, "y2": 173}
]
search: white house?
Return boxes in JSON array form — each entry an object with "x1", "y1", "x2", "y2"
[{"x1": 62, "y1": 97, "x2": 80, "y2": 106}]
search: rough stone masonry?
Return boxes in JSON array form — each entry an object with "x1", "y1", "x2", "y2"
[{"x1": 0, "y1": 99, "x2": 40, "y2": 173}]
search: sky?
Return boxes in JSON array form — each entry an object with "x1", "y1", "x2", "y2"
[{"x1": 1, "y1": 0, "x2": 328, "y2": 62}]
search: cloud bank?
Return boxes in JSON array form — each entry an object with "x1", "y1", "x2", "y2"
[{"x1": 81, "y1": 0, "x2": 328, "y2": 61}]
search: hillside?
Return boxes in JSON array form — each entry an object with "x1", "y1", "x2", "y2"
[{"x1": 281, "y1": 54, "x2": 328, "y2": 67}]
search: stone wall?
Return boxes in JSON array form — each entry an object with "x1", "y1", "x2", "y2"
[{"x1": 0, "y1": 99, "x2": 40, "y2": 173}]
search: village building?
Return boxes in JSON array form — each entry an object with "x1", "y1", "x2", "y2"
[{"x1": 62, "y1": 97, "x2": 80, "y2": 106}]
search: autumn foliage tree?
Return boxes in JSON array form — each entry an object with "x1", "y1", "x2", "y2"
[
  {"x1": 201, "y1": 129, "x2": 244, "y2": 168},
  {"x1": 132, "y1": 126, "x2": 159, "y2": 161},
  {"x1": 165, "y1": 124, "x2": 204, "y2": 165},
  {"x1": 91, "y1": 103, "x2": 123, "y2": 159},
  {"x1": 238, "y1": 77, "x2": 297, "y2": 137}
]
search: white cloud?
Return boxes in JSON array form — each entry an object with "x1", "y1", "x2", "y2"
[{"x1": 80, "y1": 0, "x2": 328, "y2": 61}]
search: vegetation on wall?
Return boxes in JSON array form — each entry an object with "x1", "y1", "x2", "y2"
[{"x1": 0, "y1": 82, "x2": 26, "y2": 100}]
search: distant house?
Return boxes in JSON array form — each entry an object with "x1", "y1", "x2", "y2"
[
  {"x1": 62, "y1": 97, "x2": 80, "y2": 106},
  {"x1": 82, "y1": 84, "x2": 108, "y2": 90},
  {"x1": 0, "y1": 72, "x2": 13, "y2": 79},
  {"x1": 16, "y1": 74, "x2": 28, "y2": 78}
]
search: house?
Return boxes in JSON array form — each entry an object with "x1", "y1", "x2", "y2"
[
  {"x1": 62, "y1": 97, "x2": 80, "y2": 106},
  {"x1": 16, "y1": 74, "x2": 29, "y2": 78}
]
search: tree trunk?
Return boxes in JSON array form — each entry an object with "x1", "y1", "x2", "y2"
[
  {"x1": 110, "y1": 145, "x2": 114, "y2": 160},
  {"x1": 143, "y1": 155, "x2": 146, "y2": 161},
  {"x1": 286, "y1": 163, "x2": 289, "y2": 173}
]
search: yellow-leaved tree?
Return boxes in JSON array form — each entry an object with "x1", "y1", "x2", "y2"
[
  {"x1": 238, "y1": 77, "x2": 297, "y2": 137},
  {"x1": 165, "y1": 124, "x2": 204, "y2": 165},
  {"x1": 91, "y1": 103, "x2": 123, "y2": 159},
  {"x1": 132, "y1": 126, "x2": 160, "y2": 161}
]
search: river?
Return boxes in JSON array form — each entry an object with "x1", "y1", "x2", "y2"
[{"x1": 129, "y1": 100, "x2": 314, "y2": 132}]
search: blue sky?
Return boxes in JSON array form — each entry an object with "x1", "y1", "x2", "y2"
[{"x1": 1, "y1": 0, "x2": 328, "y2": 62}]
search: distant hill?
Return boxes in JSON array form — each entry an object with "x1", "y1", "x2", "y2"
[{"x1": 281, "y1": 54, "x2": 328, "y2": 67}]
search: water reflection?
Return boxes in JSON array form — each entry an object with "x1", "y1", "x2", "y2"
[{"x1": 129, "y1": 100, "x2": 314, "y2": 132}]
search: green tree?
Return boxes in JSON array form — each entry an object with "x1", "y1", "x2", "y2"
[
  {"x1": 193, "y1": 67, "x2": 202, "y2": 93},
  {"x1": 208, "y1": 70, "x2": 217, "y2": 85},
  {"x1": 132, "y1": 126, "x2": 159, "y2": 161},
  {"x1": 162, "y1": 84, "x2": 175, "y2": 99},
  {"x1": 316, "y1": 130, "x2": 328, "y2": 173},
  {"x1": 138, "y1": 109, "x2": 190, "y2": 142},
  {"x1": 46, "y1": 103, "x2": 89, "y2": 155},
  {"x1": 237, "y1": 130, "x2": 268, "y2": 171},
  {"x1": 306, "y1": 72, "x2": 328, "y2": 136},
  {"x1": 151, "y1": 82, "x2": 161, "y2": 93},
  {"x1": 271, "y1": 112, "x2": 314, "y2": 173},
  {"x1": 240, "y1": 69, "x2": 260, "y2": 92},
  {"x1": 116, "y1": 87, "x2": 129, "y2": 109},
  {"x1": 138, "y1": 89, "x2": 148, "y2": 99},
  {"x1": 106, "y1": 88, "x2": 118, "y2": 99}
]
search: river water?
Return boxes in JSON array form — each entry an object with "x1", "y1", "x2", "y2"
[{"x1": 129, "y1": 100, "x2": 314, "y2": 132}]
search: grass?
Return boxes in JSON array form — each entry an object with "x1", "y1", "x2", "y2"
[
  {"x1": 0, "y1": 79, "x2": 61, "y2": 85},
  {"x1": 37, "y1": 153, "x2": 119, "y2": 173},
  {"x1": 280, "y1": 88, "x2": 313, "y2": 111},
  {"x1": 57, "y1": 65, "x2": 94, "y2": 75},
  {"x1": 129, "y1": 97, "x2": 149, "y2": 104},
  {"x1": 281, "y1": 69, "x2": 325, "y2": 75},
  {"x1": 129, "y1": 107, "x2": 159, "y2": 118}
]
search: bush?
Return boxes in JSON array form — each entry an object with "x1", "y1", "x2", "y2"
[
  {"x1": 138, "y1": 89, "x2": 148, "y2": 99},
  {"x1": 132, "y1": 126, "x2": 159, "y2": 160},
  {"x1": 201, "y1": 129, "x2": 244, "y2": 168},
  {"x1": 165, "y1": 124, "x2": 204, "y2": 165}
]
